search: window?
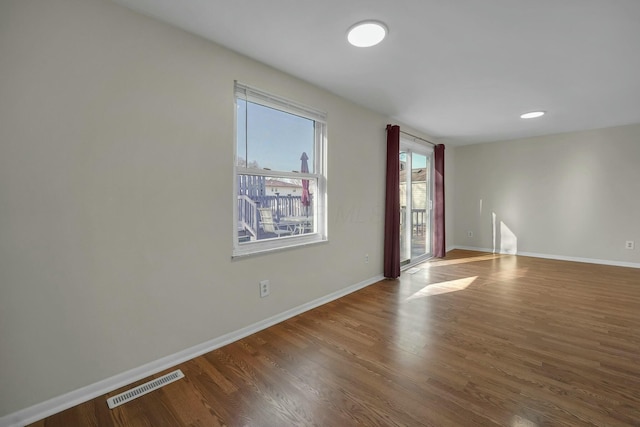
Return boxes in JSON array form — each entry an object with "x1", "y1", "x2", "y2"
[{"x1": 233, "y1": 82, "x2": 327, "y2": 257}]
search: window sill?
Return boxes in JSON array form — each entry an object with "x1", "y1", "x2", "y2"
[{"x1": 232, "y1": 234, "x2": 328, "y2": 259}]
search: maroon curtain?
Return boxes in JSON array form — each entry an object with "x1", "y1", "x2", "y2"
[
  {"x1": 433, "y1": 144, "x2": 446, "y2": 258},
  {"x1": 384, "y1": 125, "x2": 401, "y2": 278}
]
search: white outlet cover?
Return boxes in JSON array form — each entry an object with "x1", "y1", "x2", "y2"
[{"x1": 259, "y1": 280, "x2": 270, "y2": 297}]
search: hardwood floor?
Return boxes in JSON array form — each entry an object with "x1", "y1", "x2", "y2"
[{"x1": 30, "y1": 250, "x2": 640, "y2": 426}]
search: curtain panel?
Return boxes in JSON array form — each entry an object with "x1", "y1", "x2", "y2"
[
  {"x1": 384, "y1": 125, "x2": 401, "y2": 278},
  {"x1": 434, "y1": 144, "x2": 446, "y2": 258}
]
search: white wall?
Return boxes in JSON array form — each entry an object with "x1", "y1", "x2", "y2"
[
  {"x1": 0, "y1": 0, "x2": 443, "y2": 417},
  {"x1": 453, "y1": 124, "x2": 640, "y2": 264}
]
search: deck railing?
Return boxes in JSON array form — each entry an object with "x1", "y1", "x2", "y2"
[
  {"x1": 237, "y1": 195, "x2": 258, "y2": 238},
  {"x1": 238, "y1": 194, "x2": 313, "y2": 239},
  {"x1": 400, "y1": 206, "x2": 428, "y2": 236}
]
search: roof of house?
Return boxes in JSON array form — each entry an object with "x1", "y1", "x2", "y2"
[
  {"x1": 265, "y1": 179, "x2": 301, "y2": 188},
  {"x1": 399, "y1": 168, "x2": 427, "y2": 183}
]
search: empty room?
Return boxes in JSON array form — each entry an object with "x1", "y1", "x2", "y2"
[{"x1": 1, "y1": 0, "x2": 639, "y2": 426}]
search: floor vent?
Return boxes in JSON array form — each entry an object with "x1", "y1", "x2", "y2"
[
  {"x1": 406, "y1": 267, "x2": 421, "y2": 274},
  {"x1": 107, "y1": 369, "x2": 184, "y2": 409}
]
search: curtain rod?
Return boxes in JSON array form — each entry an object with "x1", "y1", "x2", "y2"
[{"x1": 399, "y1": 130, "x2": 436, "y2": 147}]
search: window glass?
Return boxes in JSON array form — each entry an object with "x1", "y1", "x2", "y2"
[
  {"x1": 237, "y1": 100, "x2": 315, "y2": 173},
  {"x1": 234, "y1": 82, "x2": 326, "y2": 256}
]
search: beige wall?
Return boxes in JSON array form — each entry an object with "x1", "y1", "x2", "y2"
[
  {"x1": 453, "y1": 124, "x2": 640, "y2": 263},
  {"x1": 0, "y1": 0, "x2": 444, "y2": 416}
]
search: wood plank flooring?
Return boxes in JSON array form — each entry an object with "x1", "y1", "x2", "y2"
[{"x1": 30, "y1": 250, "x2": 640, "y2": 426}]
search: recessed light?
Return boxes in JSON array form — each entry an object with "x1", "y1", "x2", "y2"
[
  {"x1": 520, "y1": 111, "x2": 545, "y2": 119},
  {"x1": 347, "y1": 21, "x2": 388, "y2": 47}
]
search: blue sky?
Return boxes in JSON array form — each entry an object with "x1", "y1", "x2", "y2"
[
  {"x1": 400, "y1": 151, "x2": 428, "y2": 169},
  {"x1": 237, "y1": 100, "x2": 314, "y2": 173}
]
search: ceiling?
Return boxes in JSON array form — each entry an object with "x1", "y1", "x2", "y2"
[{"x1": 112, "y1": 0, "x2": 640, "y2": 145}]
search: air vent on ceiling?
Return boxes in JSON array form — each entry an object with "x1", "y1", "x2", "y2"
[{"x1": 106, "y1": 369, "x2": 184, "y2": 409}]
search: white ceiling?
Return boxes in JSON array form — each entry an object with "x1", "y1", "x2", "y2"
[{"x1": 112, "y1": 0, "x2": 640, "y2": 145}]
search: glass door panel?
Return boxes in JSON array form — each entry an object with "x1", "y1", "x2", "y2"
[
  {"x1": 399, "y1": 142, "x2": 433, "y2": 266},
  {"x1": 410, "y1": 153, "x2": 429, "y2": 259},
  {"x1": 399, "y1": 151, "x2": 409, "y2": 264}
]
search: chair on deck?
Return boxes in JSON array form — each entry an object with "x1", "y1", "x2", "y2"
[{"x1": 258, "y1": 208, "x2": 292, "y2": 238}]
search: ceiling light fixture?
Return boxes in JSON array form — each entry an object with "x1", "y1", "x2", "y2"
[
  {"x1": 520, "y1": 111, "x2": 545, "y2": 119},
  {"x1": 347, "y1": 21, "x2": 388, "y2": 47}
]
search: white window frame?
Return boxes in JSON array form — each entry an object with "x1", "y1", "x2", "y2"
[
  {"x1": 233, "y1": 82, "x2": 328, "y2": 257},
  {"x1": 400, "y1": 138, "x2": 434, "y2": 266}
]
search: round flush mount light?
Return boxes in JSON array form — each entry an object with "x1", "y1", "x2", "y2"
[
  {"x1": 347, "y1": 21, "x2": 388, "y2": 47},
  {"x1": 520, "y1": 111, "x2": 546, "y2": 119}
]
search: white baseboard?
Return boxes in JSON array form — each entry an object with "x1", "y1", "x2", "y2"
[
  {"x1": 0, "y1": 274, "x2": 384, "y2": 427},
  {"x1": 450, "y1": 246, "x2": 640, "y2": 269},
  {"x1": 516, "y1": 250, "x2": 640, "y2": 269},
  {"x1": 452, "y1": 245, "x2": 496, "y2": 253}
]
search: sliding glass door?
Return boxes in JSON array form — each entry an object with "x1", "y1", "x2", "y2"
[{"x1": 400, "y1": 141, "x2": 433, "y2": 266}]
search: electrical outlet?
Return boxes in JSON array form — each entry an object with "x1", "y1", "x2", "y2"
[
  {"x1": 259, "y1": 280, "x2": 270, "y2": 298},
  {"x1": 468, "y1": 231, "x2": 473, "y2": 238},
  {"x1": 625, "y1": 241, "x2": 635, "y2": 250},
  {"x1": 365, "y1": 254, "x2": 369, "y2": 264}
]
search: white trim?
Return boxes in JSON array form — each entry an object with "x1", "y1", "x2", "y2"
[
  {"x1": 452, "y1": 245, "x2": 496, "y2": 253},
  {"x1": 232, "y1": 236, "x2": 328, "y2": 259},
  {"x1": 399, "y1": 139, "x2": 434, "y2": 262},
  {"x1": 0, "y1": 274, "x2": 384, "y2": 427},
  {"x1": 517, "y1": 250, "x2": 640, "y2": 269},
  {"x1": 236, "y1": 168, "x2": 317, "y2": 180},
  {"x1": 450, "y1": 245, "x2": 640, "y2": 269}
]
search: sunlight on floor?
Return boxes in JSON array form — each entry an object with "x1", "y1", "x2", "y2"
[
  {"x1": 406, "y1": 276, "x2": 478, "y2": 300},
  {"x1": 492, "y1": 267, "x2": 530, "y2": 282},
  {"x1": 511, "y1": 415, "x2": 538, "y2": 427}
]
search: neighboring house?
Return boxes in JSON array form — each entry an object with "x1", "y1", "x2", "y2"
[
  {"x1": 399, "y1": 165, "x2": 429, "y2": 211},
  {"x1": 265, "y1": 178, "x2": 301, "y2": 196}
]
